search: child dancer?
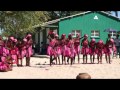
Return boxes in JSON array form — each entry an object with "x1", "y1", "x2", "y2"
[
  {"x1": 60, "y1": 34, "x2": 67, "y2": 65},
  {"x1": 11, "y1": 38, "x2": 18, "y2": 65},
  {"x1": 89, "y1": 38, "x2": 96, "y2": 63},
  {"x1": 96, "y1": 40, "x2": 104, "y2": 64},
  {"x1": 54, "y1": 34, "x2": 61, "y2": 65},
  {"x1": 104, "y1": 38, "x2": 114, "y2": 64},
  {"x1": 5, "y1": 36, "x2": 14, "y2": 70},
  {"x1": 74, "y1": 33, "x2": 84, "y2": 63},
  {"x1": 47, "y1": 31, "x2": 56, "y2": 66},
  {"x1": 25, "y1": 34, "x2": 33, "y2": 66},
  {"x1": 81, "y1": 34, "x2": 89, "y2": 64},
  {"x1": 0, "y1": 37, "x2": 8, "y2": 72},
  {"x1": 67, "y1": 33, "x2": 75, "y2": 65}
]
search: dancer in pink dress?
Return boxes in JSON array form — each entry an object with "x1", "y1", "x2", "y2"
[
  {"x1": 54, "y1": 34, "x2": 61, "y2": 65},
  {"x1": 60, "y1": 34, "x2": 67, "y2": 65},
  {"x1": 66, "y1": 33, "x2": 75, "y2": 65},
  {"x1": 104, "y1": 38, "x2": 114, "y2": 64},
  {"x1": 0, "y1": 36, "x2": 8, "y2": 72},
  {"x1": 74, "y1": 33, "x2": 84, "y2": 63},
  {"x1": 89, "y1": 38, "x2": 96, "y2": 63},
  {"x1": 4, "y1": 36, "x2": 14, "y2": 70},
  {"x1": 81, "y1": 34, "x2": 89, "y2": 64},
  {"x1": 25, "y1": 34, "x2": 33, "y2": 66},
  {"x1": 96, "y1": 40, "x2": 104, "y2": 64},
  {"x1": 47, "y1": 31, "x2": 56, "y2": 66},
  {"x1": 11, "y1": 38, "x2": 18, "y2": 65},
  {"x1": 17, "y1": 39, "x2": 22, "y2": 66}
]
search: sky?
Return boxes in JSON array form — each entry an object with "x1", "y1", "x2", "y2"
[{"x1": 111, "y1": 11, "x2": 120, "y2": 18}]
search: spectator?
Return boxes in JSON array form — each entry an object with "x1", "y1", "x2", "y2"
[{"x1": 114, "y1": 34, "x2": 120, "y2": 58}]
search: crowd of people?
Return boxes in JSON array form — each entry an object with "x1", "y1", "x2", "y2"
[
  {"x1": 0, "y1": 34, "x2": 33, "y2": 72},
  {"x1": 0, "y1": 30, "x2": 119, "y2": 72},
  {"x1": 47, "y1": 30, "x2": 120, "y2": 66}
]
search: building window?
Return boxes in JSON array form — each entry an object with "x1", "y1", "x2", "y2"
[
  {"x1": 109, "y1": 31, "x2": 116, "y2": 38},
  {"x1": 91, "y1": 30, "x2": 100, "y2": 38},
  {"x1": 72, "y1": 30, "x2": 81, "y2": 38}
]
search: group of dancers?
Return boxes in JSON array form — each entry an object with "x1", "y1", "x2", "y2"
[
  {"x1": 47, "y1": 30, "x2": 117, "y2": 66},
  {"x1": 0, "y1": 34, "x2": 33, "y2": 72}
]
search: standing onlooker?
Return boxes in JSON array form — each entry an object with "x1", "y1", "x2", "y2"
[{"x1": 114, "y1": 34, "x2": 120, "y2": 58}]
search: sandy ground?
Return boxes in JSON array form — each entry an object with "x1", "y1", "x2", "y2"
[{"x1": 0, "y1": 55, "x2": 120, "y2": 79}]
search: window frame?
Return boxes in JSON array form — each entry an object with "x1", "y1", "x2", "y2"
[
  {"x1": 109, "y1": 31, "x2": 117, "y2": 38},
  {"x1": 71, "y1": 30, "x2": 81, "y2": 38},
  {"x1": 91, "y1": 30, "x2": 100, "y2": 38}
]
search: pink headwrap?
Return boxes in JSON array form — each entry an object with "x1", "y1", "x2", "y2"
[
  {"x1": 52, "y1": 32, "x2": 56, "y2": 35},
  {"x1": 110, "y1": 38, "x2": 114, "y2": 43},
  {"x1": 55, "y1": 34, "x2": 58, "y2": 37},
  {"x1": 61, "y1": 34, "x2": 66, "y2": 38},
  {"x1": 48, "y1": 30, "x2": 53, "y2": 35},
  {"x1": 23, "y1": 38, "x2": 27, "y2": 42},
  {"x1": 84, "y1": 34, "x2": 88, "y2": 38},
  {"x1": 10, "y1": 36, "x2": 14, "y2": 41},
  {"x1": 91, "y1": 38, "x2": 95, "y2": 42},
  {"x1": 76, "y1": 33, "x2": 80, "y2": 37},
  {"x1": 27, "y1": 34, "x2": 32, "y2": 37},
  {"x1": 13, "y1": 39, "x2": 17, "y2": 43},
  {"x1": 62, "y1": 34, "x2": 66, "y2": 36},
  {"x1": 99, "y1": 40, "x2": 103, "y2": 44}
]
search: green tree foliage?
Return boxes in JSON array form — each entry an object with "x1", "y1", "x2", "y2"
[{"x1": 0, "y1": 11, "x2": 50, "y2": 38}]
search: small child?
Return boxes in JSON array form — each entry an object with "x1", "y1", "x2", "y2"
[
  {"x1": 96, "y1": 40, "x2": 104, "y2": 64},
  {"x1": 89, "y1": 38, "x2": 96, "y2": 63}
]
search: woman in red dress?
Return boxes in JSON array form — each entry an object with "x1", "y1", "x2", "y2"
[
  {"x1": 74, "y1": 33, "x2": 84, "y2": 63},
  {"x1": 25, "y1": 34, "x2": 33, "y2": 66},
  {"x1": 54, "y1": 34, "x2": 61, "y2": 65},
  {"x1": 11, "y1": 38, "x2": 18, "y2": 65},
  {"x1": 104, "y1": 38, "x2": 114, "y2": 64},
  {"x1": 66, "y1": 33, "x2": 75, "y2": 65},
  {"x1": 96, "y1": 40, "x2": 104, "y2": 64},
  {"x1": 5, "y1": 36, "x2": 15, "y2": 69},
  {"x1": 89, "y1": 38, "x2": 96, "y2": 63},
  {"x1": 47, "y1": 31, "x2": 56, "y2": 66},
  {"x1": 60, "y1": 34, "x2": 67, "y2": 65},
  {"x1": 81, "y1": 34, "x2": 89, "y2": 64}
]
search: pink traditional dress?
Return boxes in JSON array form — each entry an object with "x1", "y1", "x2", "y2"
[
  {"x1": 26, "y1": 39, "x2": 33, "y2": 58},
  {"x1": 21, "y1": 39, "x2": 27, "y2": 58},
  {"x1": 11, "y1": 46, "x2": 18, "y2": 64},
  {"x1": 81, "y1": 39, "x2": 89, "y2": 55},
  {"x1": 67, "y1": 40, "x2": 76, "y2": 58},
  {"x1": 89, "y1": 39, "x2": 96, "y2": 55},
  {"x1": 60, "y1": 39, "x2": 67, "y2": 57},
  {"x1": 74, "y1": 38, "x2": 80, "y2": 55},
  {"x1": 47, "y1": 39, "x2": 56, "y2": 56},
  {"x1": 54, "y1": 40, "x2": 61, "y2": 57},
  {"x1": 0, "y1": 40, "x2": 10, "y2": 71},
  {"x1": 96, "y1": 40, "x2": 104, "y2": 56},
  {"x1": 104, "y1": 39, "x2": 113, "y2": 56},
  {"x1": 17, "y1": 41, "x2": 24, "y2": 59},
  {"x1": 11, "y1": 39, "x2": 18, "y2": 64}
]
